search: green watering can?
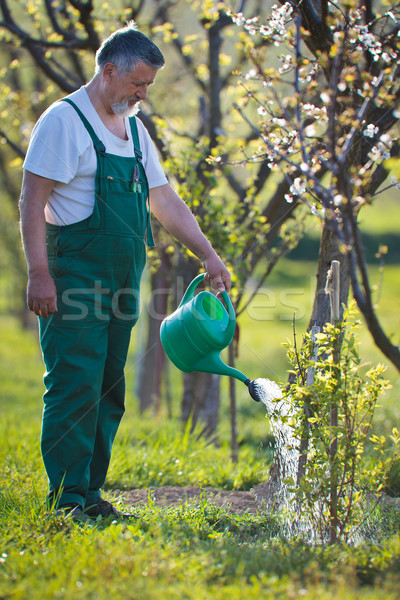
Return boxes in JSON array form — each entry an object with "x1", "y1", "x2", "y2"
[{"x1": 160, "y1": 274, "x2": 261, "y2": 402}]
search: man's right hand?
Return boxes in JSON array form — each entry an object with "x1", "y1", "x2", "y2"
[
  {"x1": 27, "y1": 272, "x2": 58, "y2": 318},
  {"x1": 20, "y1": 171, "x2": 58, "y2": 319}
]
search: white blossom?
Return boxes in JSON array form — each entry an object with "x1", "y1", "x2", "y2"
[
  {"x1": 229, "y1": 11, "x2": 245, "y2": 26},
  {"x1": 304, "y1": 124, "x2": 316, "y2": 136},
  {"x1": 368, "y1": 142, "x2": 391, "y2": 161},
  {"x1": 272, "y1": 117, "x2": 287, "y2": 127},
  {"x1": 279, "y1": 54, "x2": 293, "y2": 74},
  {"x1": 380, "y1": 133, "x2": 392, "y2": 146},
  {"x1": 333, "y1": 194, "x2": 343, "y2": 207},
  {"x1": 290, "y1": 177, "x2": 306, "y2": 197},
  {"x1": 303, "y1": 103, "x2": 317, "y2": 116},
  {"x1": 353, "y1": 25, "x2": 385, "y2": 62},
  {"x1": 245, "y1": 68, "x2": 257, "y2": 80},
  {"x1": 258, "y1": 2, "x2": 293, "y2": 42},
  {"x1": 363, "y1": 124, "x2": 378, "y2": 138}
]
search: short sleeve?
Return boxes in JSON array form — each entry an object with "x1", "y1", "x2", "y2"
[
  {"x1": 23, "y1": 109, "x2": 80, "y2": 184},
  {"x1": 136, "y1": 118, "x2": 168, "y2": 189}
]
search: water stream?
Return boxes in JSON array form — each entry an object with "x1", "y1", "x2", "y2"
[
  {"x1": 252, "y1": 378, "x2": 300, "y2": 481},
  {"x1": 252, "y1": 377, "x2": 329, "y2": 540},
  {"x1": 251, "y1": 378, "x2": 370, "y2": 544},
  {"x1": 252, "y1": 378, "x2": 299, "y2": 507}
]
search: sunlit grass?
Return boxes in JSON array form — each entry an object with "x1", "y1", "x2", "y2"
[{"x1": 1, "y1": 304, "x2": 400, "y2": 598}]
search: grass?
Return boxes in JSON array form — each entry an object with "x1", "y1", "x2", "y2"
[
  {"x1": 1, "y1": 482, "x2": 400, "y2": 599},
  {"x1": 1, "y1": 311, "x2": 400, "y2": 598}
]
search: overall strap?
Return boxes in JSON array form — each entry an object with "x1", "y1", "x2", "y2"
[
  {"x1": 129, "y1": 117, "x2": 143, "y2": 161},
  {"x1": 129, "y1": 116, "x2": 155, "y2": 248},
  {"x1": 61, "y1": 98, "x2": 106, "y2": 155}
]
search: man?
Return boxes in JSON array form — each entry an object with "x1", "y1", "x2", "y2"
[{"x1": 20, "y1": 22, "x2": 230, "y2": 522}]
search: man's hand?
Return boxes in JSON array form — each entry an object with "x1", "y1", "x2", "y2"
[
  {"x1": 27, "y1": 271, "x2": 58, "y2": 318},
  {"x1": 203, "y1": 253, "x2": 231, "y2": 292}
]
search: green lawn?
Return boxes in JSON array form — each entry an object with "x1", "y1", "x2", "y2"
[{"x1": 1, "y1": 299, "x2": 400, "y2": 598}]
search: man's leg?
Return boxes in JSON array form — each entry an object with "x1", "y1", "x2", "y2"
[
  {"x1": 85, "y1": 318, "x2": 134, "y2": 506},
  {"x1": 40, "y1": 316, "x2": 109, "y2": 508}
]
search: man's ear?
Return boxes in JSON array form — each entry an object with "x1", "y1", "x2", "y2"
[{"x1": 102, "y1": 62, "x2": 117, "y2": 84}]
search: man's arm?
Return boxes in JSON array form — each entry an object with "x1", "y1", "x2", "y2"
[
  {"x1": 19, "y1": 170, "x2": 58, "y2": 318},
  {"x1": 149, "y1": 184, "x2": 231, "y2": 291}
]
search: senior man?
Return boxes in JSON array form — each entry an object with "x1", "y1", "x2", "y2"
[{"x1": 20, "y1": 22, "x2": 230, "y2": 522}]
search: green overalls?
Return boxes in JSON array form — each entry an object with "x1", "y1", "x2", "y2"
[{"x1": 39, "y1": 99, "x2": 154, "y2": 509}]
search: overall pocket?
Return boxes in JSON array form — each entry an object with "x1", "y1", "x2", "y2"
[{"x1": 103, "y1": 176, "x2": 147, "y2": 238}]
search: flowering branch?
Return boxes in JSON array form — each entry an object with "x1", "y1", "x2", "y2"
[{"x1": 228, "y1": 0, "x2": 400, "y2": 370}]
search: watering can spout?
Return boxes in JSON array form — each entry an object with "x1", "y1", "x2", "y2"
[{"x1": 193, "y1": 352, "x2": 249, "y2": 384}]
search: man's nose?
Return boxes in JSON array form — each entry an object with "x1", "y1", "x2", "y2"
[{"x1": 136, "y1": 86, "x2": 148, "y2": 100}]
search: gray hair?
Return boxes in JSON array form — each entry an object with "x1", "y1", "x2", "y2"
[{"x1": 95, "y1": 21, "x2": 165, "y2": 75}]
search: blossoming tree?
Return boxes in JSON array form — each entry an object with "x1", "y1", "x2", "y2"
[{"x1": 224, "y1": 0, "x2": 400, "y2": 370}]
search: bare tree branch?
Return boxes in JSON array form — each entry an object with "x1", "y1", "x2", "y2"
[
  {"x1": 0, "y1": 130, "x2": 24, "y2": 158},
  {"x1": 343, "y1": 205, "x2": 400, "y2": 370}
]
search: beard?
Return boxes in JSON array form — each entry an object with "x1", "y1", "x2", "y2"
[{"x1": 112, "y1": 98, "x2": 141, "y2": 118}]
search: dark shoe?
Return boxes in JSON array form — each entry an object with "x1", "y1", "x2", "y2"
[
  {"x1": 54, "y1": 503, "x2": 94, "y2": 525},
  {"x1": 85, "y1": 498, "x2": 135, "y2": 521}
]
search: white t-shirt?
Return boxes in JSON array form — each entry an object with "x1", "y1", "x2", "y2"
[{"x1": 23, "y1": 86, "x2": 168, "y2": 225}]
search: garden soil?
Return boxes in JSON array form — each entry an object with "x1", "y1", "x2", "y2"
[
  {"x1": 119, "y1": 485, "x2": 400, "y2": 516},
  {"x1": 119, "y1": 486, "x2": 265, "y2": 515}
]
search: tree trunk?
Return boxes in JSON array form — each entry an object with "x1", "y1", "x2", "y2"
[
  {"x1": 138, "y1": 264, "x2": 169, "y2": 414},
  {"x1": 308, "y1": 223, "x2": 350, "y2": 330},
  {"x1": 181, "y1": 371, "x2": 220, "y2": 443},
  {"x1": 256, "y1": 221, "x2": 351, "y2": 506}
]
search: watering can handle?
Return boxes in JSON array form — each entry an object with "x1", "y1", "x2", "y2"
[
  {"x1": 178, "y1": 273, "x2": 206, "y2": 306},
  {"x1": 178, "y1": 273, "x2": 237, "y2": 339},
  {"x1": 220, "y1": 287, "x2": 236, "y2": 341}
]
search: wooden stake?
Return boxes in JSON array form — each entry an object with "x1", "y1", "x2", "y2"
[{"x1": 326, "y1": 260, "x2": 341, "y2": 544}]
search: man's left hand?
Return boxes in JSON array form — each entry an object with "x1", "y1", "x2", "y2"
[{"x1": 203, "y1": 253, "x2": 231, "y2": 292}]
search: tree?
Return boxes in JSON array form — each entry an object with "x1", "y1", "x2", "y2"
[
  {"x1": 223, "y1": 0, "x2": 400, "y2": 504},
  {"x1": 224, "y1": 0, "x2": 400, "y2": 371}
]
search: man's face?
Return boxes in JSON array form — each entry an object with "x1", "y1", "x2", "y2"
[{"x1": 107, "y1": 62, "x2": 159, "y2": 118}]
